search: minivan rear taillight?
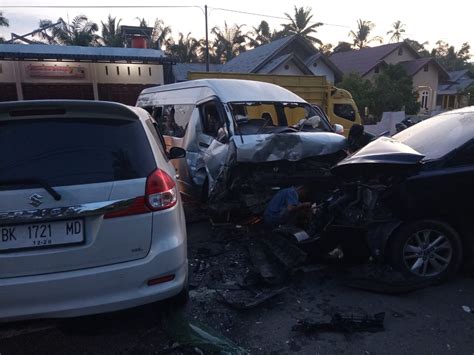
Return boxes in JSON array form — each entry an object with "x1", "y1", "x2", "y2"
[
  {"x1": 145, "y1": 168, "x2": 177, "y2": 211},
  {"x1": 104, "y1": 169, "x2": 177, "y2": 218}
]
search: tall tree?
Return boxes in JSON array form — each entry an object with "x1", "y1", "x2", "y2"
[
  {"x1": 210, "y1": 22, "x2": 248, "y2": 63},
  {"x1": 101, "y1": 15, "x2": 123, "y2": 47},
  {"x1": 339, "y1": 65, "x2": 420, "y2": 119},
  {"x1": 136, "y1": 17, "x2": 172, "y2": 50},
  {"x1": 349, "y1": 19, "x2": 383, "y2": 49},
  {"x1": 339, "y1": 72, "x2": 375, "y2": 119},
  {"x1": 168, "y1": 32, "x2": 200, "y2": 63},
  {"x1": 387, "y1": 20, "x2": 406, "y2": 42},
  {"x1": 247, "y1": 20, "x2": 282, "y2": 48},
  {"x1": 39, "y1": 16, "x2": 100, "y2": 46},
  {"x1": 0, "y1": 11, "x2": 8, "y2": 43},
  {"x1": 404, "y1": 38, "x2": 430, "y2": 57},
  {"x1": 372, "y1": 64, "x2": 420, "y2": 116},
  {"x1": 0, "y1": 11, "x2": 9, "y2": 27},
  {"x1": 431, "y1": 40, "x2": 472, "y2": 71},
  {"x1": 333, "y1": 41, "x2": 353, "y2": 53},
  {"x1": 281, "y1": 6, "x2": 323, "y2": 45},
  {"x1": 320, "y1": 43, "x2": 333, "y2": 55}
]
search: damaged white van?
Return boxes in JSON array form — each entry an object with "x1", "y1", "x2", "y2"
[{"x1": 137, "y1": 79, "x2": 347, "y2": 217}]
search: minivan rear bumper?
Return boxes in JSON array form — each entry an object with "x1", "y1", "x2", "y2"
[{"x1": 0, "y1": 237, "x2": 187, "y2": 322}]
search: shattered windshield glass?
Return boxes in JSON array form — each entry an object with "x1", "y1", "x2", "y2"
[{"x1": 229, "y1": 102, "x2": 332, "y2": 135}]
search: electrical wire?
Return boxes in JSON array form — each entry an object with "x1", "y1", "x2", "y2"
[{"x1": 1, "y1": 4, "x2": 350, "y2": 28}]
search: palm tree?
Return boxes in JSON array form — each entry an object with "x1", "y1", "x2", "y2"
[
  {"x1": 31, "y1": 19, "x2": 60, "y2": 44},
  {"x1": 167, "y1": 32, "x2": 200, "y2": 63},
  {"x1": 150, "y1": 18, "x2": 172, "y2": 50},
  {"x1": 247, "y1": 20, "x2": 282, "y2": 48},
  {"x1": 281, "y1": 6, "x2": 323, "y2": 45},
  {"x1": 333, "y1": 41, "x2": 353, "y2": 53},
  {"x1": 136, "y1": 17, "x2": 172, "y2": 50},
  {"x1": 0, "y1": 12, "x2": 9, "y2": 27},
  {"x1": 210, "y1": 22, "x2": 248, "y2": 63},
  {"x1": 0, "y1": 11, "x2": 8, "y2": 43},
  {"x1": 387, "y1": 20, "x2": 406, "y2": 42},
  {"x1": 101, "y1": 15, "x2": 123, "y2": 47},
  {"x1": 349, "y1": 19, "x2": 383, "y2": 49},
  {"x1": 39, "y1": 16, "x2": 100, "y2": 46},
  {"x1": 320, "y1": 43, "x2": 333, "y2": 55}
]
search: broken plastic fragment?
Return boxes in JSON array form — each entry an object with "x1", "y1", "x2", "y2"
[{"x1": 163, "y1": 310, "x2": 247, "y2": 354}]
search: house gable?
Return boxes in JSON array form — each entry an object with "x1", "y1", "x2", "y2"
[{"x1": 329, "y1": 42, "x2": 420, "y2": 77}]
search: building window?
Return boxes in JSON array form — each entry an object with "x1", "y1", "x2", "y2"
[
  {"x1": 284, "y1": 64, "x2": 290, "y2": 70},
  {"x1": 374, "y1": 66, "x2": 379, "y2": 74},
  {"x1": 116, "y1": 66, "x2": 120, "y2": 75},
  {"x1": 424, "y1": 64, "x2": 429, "y2": 72},
  {"x1": 0, "y1": 64, "x2": 2, "y2": 74},
  {"x1": 312, "y1": 62, "x2": 318, "y2": 67},
  {"x1": 421, "y1": 90, "x2": 429, "y2": 110},
  {"x1": 398, "y1": 47, "x2": 403, "y2": 56},
  {"x1": 149, "y1": 67, "x2": 152, "y2": 76},
  {"x1": 138, "y1": 67, "x2": 141, "y2": 76},
  {"x1": 105, "y1": 66, "x2": 108, "y2": 75},
  {"x1": 127, "y1": 67, "x2": 131, "y2": 76}
]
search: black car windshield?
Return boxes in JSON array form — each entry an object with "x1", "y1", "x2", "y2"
[
  {"x1": 229, "y1": 102, "x2": 332, "y2": 135},
  {"x1": 393, "y1": 109, "x2": 474, "y2": 160}
]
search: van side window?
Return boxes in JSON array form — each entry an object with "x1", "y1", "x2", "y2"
[
  {"x1": 333, "y1": 103, "x2": 356, "y2": 122},
  {"x1": 151, "y1": 104, "x2": 193, "y2": 138},
  {"x1": 200, "y1": 102, "x2": 223, "y2": 138}
]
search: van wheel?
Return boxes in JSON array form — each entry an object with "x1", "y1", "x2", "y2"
[{"x1": 387, "y1": 220, "x2": 463, "y2": 282}]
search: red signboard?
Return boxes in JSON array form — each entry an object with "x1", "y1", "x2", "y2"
[{"x1": 27, "y1": 64, "x2": 86, "y2": 79}]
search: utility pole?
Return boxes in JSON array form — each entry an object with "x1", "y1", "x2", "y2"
[{"x1": 205, "y1": 4, "x2": 209, "y2": 72}]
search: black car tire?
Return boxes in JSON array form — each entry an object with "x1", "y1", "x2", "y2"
[{"x1": 387, "y1": 220, "x2": 463, "y2": 282}]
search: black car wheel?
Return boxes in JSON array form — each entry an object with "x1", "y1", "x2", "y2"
[{"x1": 387, "y1": 220, "x2": 463, "y2": 281}]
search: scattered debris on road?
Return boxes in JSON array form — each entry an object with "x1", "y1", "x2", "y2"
[
  {"x1": 163, "y1": 310, "x2": 247, "y2": 354},
  {"x1": 292, "y1": 312, "x2": 385, "y2": 335}
]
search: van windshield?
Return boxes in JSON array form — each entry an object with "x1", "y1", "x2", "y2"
[{"x1": 229, "y1": 102, "x2": 332, "y2": 135}]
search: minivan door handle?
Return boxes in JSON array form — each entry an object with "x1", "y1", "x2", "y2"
[{"x1": 199, "y1": 142, "x2": 210, "y2": 148}]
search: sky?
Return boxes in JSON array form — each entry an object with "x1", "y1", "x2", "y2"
[{"x1": 1, "y1": 0, "x2": 473, "y2": 57}]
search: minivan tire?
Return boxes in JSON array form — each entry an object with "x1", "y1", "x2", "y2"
[{"x1": 387, "y1": 219, "x2": 463, "y2": 282}]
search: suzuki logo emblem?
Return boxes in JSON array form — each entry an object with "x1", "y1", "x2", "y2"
[{"x1": 29, "y1": 193, "x2": 44, "y2": 207}]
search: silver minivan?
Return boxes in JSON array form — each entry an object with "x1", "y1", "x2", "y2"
[
  {"x1": 0, "y1": 100, "x2": 188, "y2": 321},
  {"x1": 137, "y1": 79, "x2": 347, "y2": 215}
]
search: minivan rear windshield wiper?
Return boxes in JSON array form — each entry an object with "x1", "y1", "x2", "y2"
[{"x1": 0, "y1": 178, "x2": 62, "y2": 201}]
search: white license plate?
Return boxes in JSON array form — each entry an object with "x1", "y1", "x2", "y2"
[{"x1": 0, "y1": 219, "x2": 84, "y2": 251}]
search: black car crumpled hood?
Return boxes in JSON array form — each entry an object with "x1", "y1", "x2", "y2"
[{"x1": 332, "y1": 136, "x2": 424, "y2": 175}]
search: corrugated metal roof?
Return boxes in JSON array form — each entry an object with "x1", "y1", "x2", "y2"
[
  {"x1": 330, "y1": 43, "x2": 405, "y2": 75},
  {"x1": 398, "y1": 57, "x2": 432, "y2": 76},
  {"x1": 220, "y1": 35, "x2": 296, "y2": 73},
  {"x1": 0, "y1": 44, "x2": 169, "y2": 62}
]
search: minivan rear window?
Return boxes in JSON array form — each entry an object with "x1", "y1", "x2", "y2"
[{"x1": 0, "y1": 118, "x2": 156, "y2": 188}]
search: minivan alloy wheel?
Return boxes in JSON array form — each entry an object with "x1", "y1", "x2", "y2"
[{"x1": 402, "y1": 229, "x2": 453, "y2": 277}]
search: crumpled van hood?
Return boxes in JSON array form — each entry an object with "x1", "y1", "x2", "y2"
[{"x1": 232, "y1": 132, "x2": 347, "y2": 163}]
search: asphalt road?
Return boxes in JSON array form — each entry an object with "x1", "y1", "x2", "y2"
[{"x1": 1, "y1": 221, "x2": 474, "y2": 354}]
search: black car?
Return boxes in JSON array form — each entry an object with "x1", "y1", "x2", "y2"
[{"x1": 318, "y1": 106, "x2": 474, "y2": 281}]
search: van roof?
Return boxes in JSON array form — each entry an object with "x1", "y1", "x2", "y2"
[{"x1": 139, "y1": 79, "x2": 306, "y2": 103}]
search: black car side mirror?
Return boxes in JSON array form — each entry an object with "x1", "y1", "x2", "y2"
[{"x1": 168, "y1": 147, "x2": 186, "y2": 160}]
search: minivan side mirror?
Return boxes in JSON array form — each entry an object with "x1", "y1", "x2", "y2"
[
  {"x1": 168, "y1": 147, "x2": 186, "y2": 160},
  {"x1": 333, "y1": 124, "x2": 344, "y2": 135}
]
